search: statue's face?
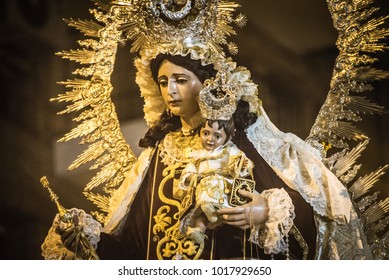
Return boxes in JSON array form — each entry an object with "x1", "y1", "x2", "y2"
[
  {"x1": 200, "y1": 121, "x2": 227, "y2": 151},
  {"x1": 157, "y1": 60, "x2": 203, "y2": 119}
]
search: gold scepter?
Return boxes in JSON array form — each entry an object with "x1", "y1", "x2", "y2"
[{"x1": 40, "y1": 176, "x2": 99, "y2": 260}]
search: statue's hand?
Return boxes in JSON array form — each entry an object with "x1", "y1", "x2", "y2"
[
  {"x1": 55, "y1": 211, "x2": 83, "y2": 252},
  {"x1": 54, "y1": 208, "x2": 101, "y2": 259},
  {"x1": 218, "y1": 190, "x2": 269, "y2": 230}
]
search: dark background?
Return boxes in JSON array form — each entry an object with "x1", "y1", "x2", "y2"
[{"x1": 0, "y1": 0, "x2": 388, "y2": 259}]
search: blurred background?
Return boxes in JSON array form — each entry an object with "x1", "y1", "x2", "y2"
[{"x1": 0, "y1": 0, "x2": 388, "y2": 259}]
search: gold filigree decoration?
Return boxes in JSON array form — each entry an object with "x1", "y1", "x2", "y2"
[
  {"x1": 308, "y1": 0, "x2": 388, "y2": 149},
  {"x1": 199, "y1": 60, "x2": 259, "y2": 121},
  {"x1": 307, "y1": 0, "x2": 389, "y2": 259}
]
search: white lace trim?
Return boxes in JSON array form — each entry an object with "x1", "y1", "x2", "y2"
[
  {"x1": 246, "y1": 106, "x2": 352, "y2": 223},
  {"x1": 159, "y1": 131, "x2": 203, "y2": 166},
  {"x1": 69, "y1": 208, "x2": 102, "y2": 248},
  {"x1": 249, "y1": 188, "x2": 295, "y2": 255}
]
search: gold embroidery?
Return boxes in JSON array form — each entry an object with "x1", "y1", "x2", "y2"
[
  {"x1": 230, "y1": 178, "x2": 255, "y2": 206},
  {"x1": 150, "y1": 132, "x2": 205, "y2": 260},
  {"x1": 156, "y1": 227, "x2": 202, "y2": 259},
  {"x1": 153, "y1": 206, "x2": 172, "y2": 235}
]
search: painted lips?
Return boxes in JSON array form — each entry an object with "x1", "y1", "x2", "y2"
[
  {"x1": 169, "y1": 100, "x2": 182, "y2": 106},
  {"x1": 205, "y1": 142, "x2": 215, "y2": 150}
]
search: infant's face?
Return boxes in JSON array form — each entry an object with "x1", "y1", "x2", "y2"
[{"x1": 200, "y1": 121, "x2": 227, "y2": 151}]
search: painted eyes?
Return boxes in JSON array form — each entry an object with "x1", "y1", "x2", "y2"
[
  {"x1": 176, "y1": 78, "x2": 188, "y2": 84},
  {"x1": 201, "y1": 130, "x2": 222, "y2": 139},
  {"x1": 158, "y1": 79, "x2": 168, "y2": 87},
  {"x1": 158, "y1": 78, "x2": 188, "y2": 87}
]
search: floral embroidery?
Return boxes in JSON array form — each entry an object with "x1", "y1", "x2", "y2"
[{"x1": 153, "y1": 206, "x2": 172, "y2": 235}]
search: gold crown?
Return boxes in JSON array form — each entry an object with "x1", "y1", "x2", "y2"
[
  {"x1": 199, "y1": 59, "x2": 260, "y2": 120},
  {"x1": 116, "y1": 0, "x2": 250, "y2": 126}
]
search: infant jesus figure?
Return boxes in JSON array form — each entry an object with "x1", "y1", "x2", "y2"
[{"x1": 177, "y1": 118, "x2": 255, "y2": 246}]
